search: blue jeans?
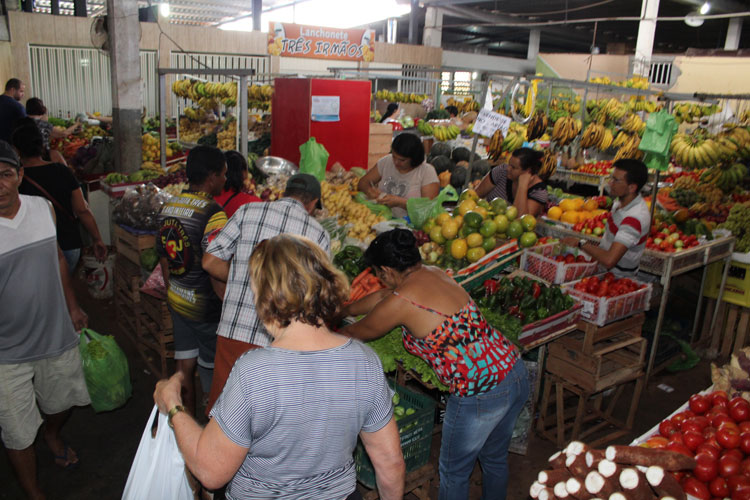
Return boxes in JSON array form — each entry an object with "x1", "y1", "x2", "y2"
[
  {"x1": 439, "y1": 360, "x2": 530, "y2": 500},
  {"x1": 62, "y1": 248, "x2": 81, "y2": 275}
]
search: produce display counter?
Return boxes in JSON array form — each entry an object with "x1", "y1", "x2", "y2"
[
  {"x1": 550, "y1": 168, "x2": 609, "y2": 195},
  {"x1": 537, "y1": 221, "x2": 736, "y2": 379}
]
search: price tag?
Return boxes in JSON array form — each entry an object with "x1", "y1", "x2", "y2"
[
  {"x1": 582, "y1": 301, "x2": 595, "y2": 318},
  {"x1": 472, "y1": 109, "x2": 511, "y2": 138}
]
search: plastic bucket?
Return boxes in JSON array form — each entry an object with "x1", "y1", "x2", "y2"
[{"x1": 82, "y1": 253, "x2": 116, "y2": 299}]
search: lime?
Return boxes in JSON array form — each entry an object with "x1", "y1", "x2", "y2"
[
  {"x1": 490, "y1": 197, "x2": 508, "y2": 214},
  {"x1": 466, "y1": 233, "x2": 484, "y2": 248},
  {"x1": 520, "y1": 214, "x2": 537, "y2": 231},
  {"x1": 477, "y1": 199, "x2": 491, "y2": 210},
  {"x1": 505, "y1": 205, "x2": 518, "y2": 221},
  {"x1": 422, "y1": 219, "x2": 436, "y2": 233},
  {"x1": 479, "y1": 220, "x2": 498, "y2": 238},
  {"x1": 493, "y1": 214, "x2": 509, "y2": 234},
  {"x1": 482, "y1": 236, "x2": 497, "y2": 252},
  {"x1": 464, "y1": 211, "x2": 484, "y2": 229},
  {"x1": 459, "y1": 188, "x2": 479, "y2": 202},
  {"x1": 429, "y1": 226, "x2": 446, "y2": 244},
  {"x1": 451, "y1": 238, "x2": 468, "y2": 259},
  {"x1": 466, "y1": 247, "x2": 486, "y2": 263},
  {"x1": 507, "y1": 220, "x2": 523, "y2": 239},
  {"x1": 459, "y1": 224, "x2": 473, "y2": 238},
  {"x1": 457, "y1": 199, "x2": 477, "y2": 216},
  {"x1": 519, "y1": 231, "x2": 538, "y2": 248}
]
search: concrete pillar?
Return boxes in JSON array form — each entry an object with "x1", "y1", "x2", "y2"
[
  {"x1": 253, "y1": 0, "x2": 262, "y2": 32},
  {"x1": 73, "y1": 0, "x2": 86, "y2": 17},
  {"x1": 527, "y1": 29, "x2": 541, "y2": 61},
  {"x1": 409, "y1": 0, "x2": 418, "y2": 45},
  {"x1": 633, "y1": 0, "x2": 659, "y2": 77},
  {"x1": 51, "y1": 0, "x2": 60, "y2": 15},
  {"x1": 423, "y1": 7, "x2": 443, "y2": 48},
  {"x1": 107, "y1": 0, "x2": 142, "y2": 174},
  {"x1": 387, "y1": 18, "x2": 398, "y2": 44},
  {"x1": 725, "y1": 18, "x2": 742, "y2": 50}
]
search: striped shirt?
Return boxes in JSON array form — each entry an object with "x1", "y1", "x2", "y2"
[
  {"x1": 210, "y1": 339, "x2": 393, "y2": 500},
  {"x1": 599, "y1": 195, "x2": 651, "y2": 277},
  {"x1": 484, "y1": 163, "x2": 548, "y2": 206},
  {"x1": 206, "y1": 198, "x2": 330, "y2": 346}
]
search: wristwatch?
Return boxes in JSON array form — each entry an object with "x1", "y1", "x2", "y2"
[
  {"x1": 578, "y1": 239, "x2": 587, "y2": 249},
  {"x1": 168, "y1": 405, "x2": 187, "y2": 429}
]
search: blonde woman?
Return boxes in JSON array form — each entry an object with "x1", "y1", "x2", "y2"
[{"x1": 154, "y1": 234, "x2": 405, "y2": 500}]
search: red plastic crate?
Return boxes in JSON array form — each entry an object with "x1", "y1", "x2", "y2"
[
  {"x1": 520, "y1": 243, "x2": 598, "y2": 284},
  {"x1": 562, "y1": 275, "x2": 653, "y2": 326}
]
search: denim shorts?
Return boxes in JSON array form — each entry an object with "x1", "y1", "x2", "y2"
[{"x1": 169, "y1": 310, "x2": 218, "y2": 369}]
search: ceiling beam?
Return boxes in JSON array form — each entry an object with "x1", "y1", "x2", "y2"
[{"x1": 670, "y1": 0, "x2": 748, "y2": 13}]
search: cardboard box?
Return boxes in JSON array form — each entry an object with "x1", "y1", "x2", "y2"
[
  {"x1": 369, "y1": 123, "x2": 392, "y2": 135},
  {"x1": 369, "y1": 135, "x2": 393, "y2": 154}
]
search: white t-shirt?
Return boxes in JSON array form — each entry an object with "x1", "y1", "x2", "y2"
[
  {"x1": 599, "y1": 195, "x2": 651, "y2": 277},
  {"x1": 376, "y1": 155, "x2": 439, "y2": 218}
]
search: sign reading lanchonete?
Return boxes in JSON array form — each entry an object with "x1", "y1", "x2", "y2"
[
  {"x1": 473, "y1": 109, "x2": 512, "y2": 138},
  {"x1": 267, "y1": 22, "x2": 375, "y2": 61}
]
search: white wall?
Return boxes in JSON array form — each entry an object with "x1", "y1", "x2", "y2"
[{"x1": 441, "y1": 50, "x2": 535, "y2": 73}]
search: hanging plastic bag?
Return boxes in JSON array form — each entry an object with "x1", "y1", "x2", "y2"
[
  {"x1": 122, "y1": 405, "x2": 194, "y2": 500},
  {"x1": 406, "y1": 185, "x2": 459, "y2": 229},
  {"x1": 79, "y1": 328, "x2": 132, "y2": 413},
  {"x1": 299, "y1": 137, "x2": 329, "y2": 181},
  {"x1": 353, "y1": 192, "x2": 393, "y2": 219}
]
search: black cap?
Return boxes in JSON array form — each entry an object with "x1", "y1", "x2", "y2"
[
  {"x1": 286, "y1": 173, "x2": 322, "y2": 209},
  {"x1": 0, "y1": 140, "x2": 20, "y2": 169}
]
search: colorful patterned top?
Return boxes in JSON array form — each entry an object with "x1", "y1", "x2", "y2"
[{"x1": 396, "y1": 292, "x2": 520, "y2": 397}]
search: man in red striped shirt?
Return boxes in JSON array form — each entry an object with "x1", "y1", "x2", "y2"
[{"x1": 563, "y1": 159, "x2": 650, "y2": 277}]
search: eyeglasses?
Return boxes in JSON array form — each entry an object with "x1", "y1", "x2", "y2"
[{"x1": 608, "y1": 175, "x2": 628, "y2": 184}]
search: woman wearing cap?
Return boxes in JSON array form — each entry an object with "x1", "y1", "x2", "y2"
[
  {"x1": 476, "y1": 147, "x2": 548, "y2": 217},
  {"x1": 341, "y1": 228, "x2": 529, "y2": 500},
  {"x1": 156, "y1": 234, "x2": 405, "y2": 500},
  {"x1": 25, "y1": 98, "x2": 79, "y2": 165},
  {"x1": 359, "y1": 133, "x2": 439, "y2": 219},
  {"x1": 213, "y1": 151, "x2": 261, "y2": 218}
]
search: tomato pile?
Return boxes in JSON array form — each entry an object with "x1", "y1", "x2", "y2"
[
  {"x1": 577, "y1": 161, "x2": 613, "y2": 176},
  {"x1": 647, "y1": 222, "x2": 702, "y2": 252},
  {"x1": 664, "y1": 170, "x2": 702, "y2": 184},
  {"x1": 646, "y1": 390, "x2": 750, "y2": 499},
  {"x1": 573, "y1": 273, "x2": 645, "y2": 298},
  {"x1": 572, "y1": 212, "x2": 610, "y2": 236},
  {"x1": 553, "y1": 253, "x2": 591, "y2": 264}
]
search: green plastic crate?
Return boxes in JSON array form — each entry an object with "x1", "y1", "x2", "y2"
[{"x1": 354, "y1": 380, "x2": 436, "y2": 489}]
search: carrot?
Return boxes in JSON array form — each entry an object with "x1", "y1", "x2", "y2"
[{"x1": 351, "y1": 268, "x2": 372, "y2": 287}]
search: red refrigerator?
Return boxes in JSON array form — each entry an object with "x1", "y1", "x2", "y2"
[{"x1": 271, "y1": 78, "x2": 371, "y2": 170}]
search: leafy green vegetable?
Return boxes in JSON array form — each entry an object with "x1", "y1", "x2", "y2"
[{"x1": 367, "y1": 328, "x2": 449, "y2": 391}]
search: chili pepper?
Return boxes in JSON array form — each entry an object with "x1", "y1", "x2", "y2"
[
  {"x1": 508, "y1": 305, "x2": 520, "y2": 317},
  {"x1": 483, "y1": 279, "x2": 498, "y2": 296},
  {"x1": 532, "y1": 282, "x2": 541, "y2": 299}
]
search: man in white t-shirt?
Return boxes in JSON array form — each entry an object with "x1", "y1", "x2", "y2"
[
  {"x1": 0, "y1": 140, "x2": 90, "y2": 499},
  {"x1": 562, "y1": 159, "x2": 651, "y2": 277}
]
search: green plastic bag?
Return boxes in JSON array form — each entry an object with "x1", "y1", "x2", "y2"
[
  {"x1": 353, "y1": 192, "x2": 393, "y2": 219},
  {"x1": 407, "y1": 186, "x2": 459, "y2": 229},
  {"x1": 639, "y1": 111, "x2": 678, "y2": 157},
  {"x1": 299, "y1": 137, "x2": 329, "y2": 181},
  {"x1": 79, "y1": 328, "x2": 132, "y2": 412}
]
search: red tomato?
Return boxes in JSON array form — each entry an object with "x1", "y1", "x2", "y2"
[
  {"x1": 712, "y1": 413, "x2": 734, "y2": 428},
  {"x1": 741, "y1": 458, "x2": 750, "y2": 477},
  {"x1": 709, "y1": 405, "x2": 729, "y2": 417},
  {"x1": 682, "y1": 420, "x2": 705, "y2": 434},
  {"x1": 722, "y1": 448, "x2": 744, "y2": 462},
  {"x1": 697, "y1": 443, "x2": 722, "y2": 461},
  {"x1": 728, "y1": 474, "x2": 750, "y2": 495},
  {"x1": 666, "y1": 441, "x2": 693, "y2": 457},
  {"x1": 695, "y1": 454, "x2": 720, "y2": 482},
  {"x1": 691, "y1": 394, "x2": 711, "y2": 415},
  {"x1": 672, "y1": 410, "x2": 696, "y2": 425},
  {"x1": 719, "y1": 420, "x2": 740, "y2": 433},
  {"x1": 691, "y1": 416, "x2": 711, "y2": 430},
  {"x1": 741, "y1": 433, "x2": 750, "y2": 455},
  {"x1": 565, "y1": 254, "x2": 576, "y2": 264},
  {"x1": 682, "y1": 476, "x2": 711, "y2": 500},
  {"x1": 730, "y1": 398, "x2": 750, "y2": 423},
  {"x1": 659, "y1": 419, "x2": 678, "y2": 437},
  {"x1": 575, "y1": 255, "x2": 587, "y2": 263},
  {"x1": 644, "y1": 436, "x2": 669, "y2": 449},
  {"x1": 720, "y1": 455, "x2": 742, "y2": 478},
  {"x1": 709, "y1": 476, "x2": 730, "y2": 497},
  {"x1": 704, "y1": 426, "x2": 718, "y2": 440},
  {"x1": 669, "y1": 431, "x2": 685, "y2": 445},
  {"x1": 684, "y1": 430, "x2": 706, "y2": 451},
  {"x1": 740, "y1": 422, "x2": 750, "y2": 434},
  {"x1": 711, "y1": 391, "x2": 730, "y2": 408}
]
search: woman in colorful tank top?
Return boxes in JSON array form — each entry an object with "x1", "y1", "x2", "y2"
[{"x1": 341, "y1": 229, "x2": 529, "y2": 500}]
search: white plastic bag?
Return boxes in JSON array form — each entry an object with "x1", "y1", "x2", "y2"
[{"x1": 122, "y1": 405, "x2": 194, "y2": 500}]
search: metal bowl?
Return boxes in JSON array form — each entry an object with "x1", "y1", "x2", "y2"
[{"x1": 255, "y1": 156, "x2": 298, "y2": 176}]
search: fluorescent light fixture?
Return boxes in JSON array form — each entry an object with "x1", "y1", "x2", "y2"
[
  {"x1": 159, "y1": 2, "x2": 170, "y2": 17},
  {"x1": 219, "y1": 0, "x2": 410, "y2": 31},
  {"x1": 699, "y1": 2, "x2": 710, "y2": 15}
]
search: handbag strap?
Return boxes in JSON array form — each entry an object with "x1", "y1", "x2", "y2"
[
  {"x1": 221, "y1": 191, "x2": 240, "y2": 210},
  {"x1": 24, "y1": 176, "x2": 77, "y2": 222}
]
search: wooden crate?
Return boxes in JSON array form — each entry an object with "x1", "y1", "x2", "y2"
[
  {"x1": 573, "y1": 313, "x2": 645, "y2": 352},
  {"x1": 701, "y1": 298, "x2": 750, "y2": 359},
  {"x1": 136, "y1": 292, "x2": 174, "y2": 379},
  {"x1": 140, "y1": 291, "x2": 172, "y2": 331},
  {"x1": 547, "y1": 331, "x2": 647, "y2": 392},
  {"x1": 114, "y1": 224, "x2": 156, "y2": 266},
  {"x1": 360, "y1": 464, "x2": 435, "y2": 500},
  {"x1": 114, "y1": 286, "x2": 143, "y2": 340}
]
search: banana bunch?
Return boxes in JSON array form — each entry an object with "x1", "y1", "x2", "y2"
[
  {"x1": 718, "y1": 126, "x2": 750, "y2": 159},
  {"x1": 183, "y1": 107, "x2": 207, "y2": 122},
  {"x1": 167, "y1": 163, "x2": 183, "y2": 174},
  {"x1": 673, "y1": 103, "x2": 722, "y2": 124},
  {"x1": 248, "y1": 84, "x2": 274, "y2": 101},
  {"x1": 613, "y1": 133, "x2": 643, "y2": 161},
  {"x1": 104, "y1": 172, "x2": 128, "y2": 185},
  {"x1": 701, "y1": 163, "x2": 748, "y2": 192},
  {"x1": 321, "y1": 181, "x2": 384, "y2": 243},
  {"x1": 141, "y1": 161, "x2": 163, "y2": 173},
  {"x1": 502, "y1": 130, "x2": 525, "y2": 153},
  {"x1": 538, "y1": 150, "x2": 557, "y2": 180},
  {"x1": 626, "y1": 97, "x2": 659, "y2": 113},
  {"x1": 373, "y1": 90, "x2": 429, "y2": 104},
  {"x1": 526, "y1": 111, "x2": 549, "y2": 141},
  {"x1": 446, "y1": 96, "x2": 480, "y2": 113},
  {"x1": 741, "y1": 111, "x2": 750, "y2": 124},
  {"x1": 621, "y1": 113, "x2": 646, "y2": 135},
  {"x1": 417, "y1": 120, "x2": 434, "y2": 136},
  {"x1": 487, "y1": 129, "x2": 505, "y2": 162},
  {"x1": 671, "y1": 133, "x2": 725, "y2": 169},
  {"x1": 551, "y1": 116, "x2": 581, "y2": 146},
  {"x1": 603, "y1": 98, "x2": 628, "y2": 122},
  {"x1": 172, "y1": 79, "x2": 239, "y2": 102},
  {"x1": 432, "y1": 124, "x2": 460, "y2": 141},
  {"x1": 580, "y1": 122, "x2": 612, "y2": 149}
]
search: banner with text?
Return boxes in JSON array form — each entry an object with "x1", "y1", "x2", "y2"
[
  {"x1": 473, "y1": 109, "x2": 512, "y2": 138},
  {"x1": 268, "y1": 23, "x2": 375, "y2": 61}
]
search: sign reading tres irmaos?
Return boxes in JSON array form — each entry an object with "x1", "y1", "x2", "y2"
[{"x1": 268, "y1": 22, "x2": 375, "y2": 61}]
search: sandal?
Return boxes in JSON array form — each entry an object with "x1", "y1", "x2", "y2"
[{"x1": 53, "y1": 443, "x2": 79, "y2": 470}]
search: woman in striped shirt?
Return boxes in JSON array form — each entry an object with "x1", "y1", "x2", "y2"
[{"x1": 476, "y1": 147, "x2": 548, "y2": 217}]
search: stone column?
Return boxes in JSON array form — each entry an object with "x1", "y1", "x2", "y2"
[
  {"x1": 527, "y1": 29, "x2": 541, "y2": 62},
  {"x1": 633, "y1": 0, "x2": 659, "y2": 77},
  {"x1": 423, "y1": 6, "x2": 443, "y2": 48},
  {"x1": 107, "y1": 0, "x2": 142, "y2": 174},
  {"x1": 253, "y1": 0, "x2": 262, "y2": 31},
  {"x1": 725, "y1": 18, "x2": 742, "y2": 50}
]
